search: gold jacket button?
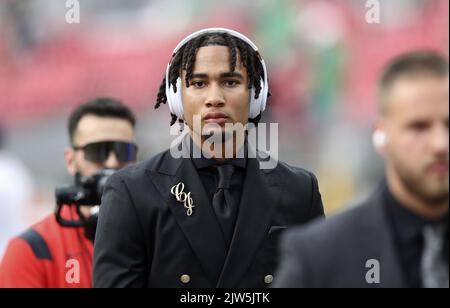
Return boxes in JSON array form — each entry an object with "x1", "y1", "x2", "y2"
[
  {"x1": 264, "y1": 275, "x2": 274, "y2": 284},
  {"x1": 180, "y1": 274, "x2": 191, "y2": 284}
]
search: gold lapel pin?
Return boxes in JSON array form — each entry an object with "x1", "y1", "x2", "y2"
[{"x1": 170, "y1": 182, "x2": 195, "y2": 216}]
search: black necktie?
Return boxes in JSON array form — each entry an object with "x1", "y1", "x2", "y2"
[
  {"x1": 212, "y1": 164, "x2": 235, "y2": 247},
  {"x1": 421, "y1": 224, "x2": 449, "y2": 288}
]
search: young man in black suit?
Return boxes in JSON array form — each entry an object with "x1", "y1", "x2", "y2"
[{"x1": 93, "y1": 28, "x2": 324, "y2": 288}]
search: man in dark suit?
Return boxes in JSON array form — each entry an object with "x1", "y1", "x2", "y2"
[
  {"x1": 93, "y1": 28, "x2": 324, "y2": 288},
  {"x1": 274, "y1": 51, "x2": 449, "y2": 288}
]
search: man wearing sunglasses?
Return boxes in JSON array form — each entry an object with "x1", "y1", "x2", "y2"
[{"x1": 0, "y1": 98, "x2": 137, "y2": 288}]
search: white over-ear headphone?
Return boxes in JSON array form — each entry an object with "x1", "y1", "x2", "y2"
[{"x1": 165, "y1": 27, "x2": 269, "y2": 121}]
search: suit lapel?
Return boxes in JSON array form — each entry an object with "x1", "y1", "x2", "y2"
[
  {"x1": 148, "y1": 151, "x2": 227, "y2": 285},
  {"x1": 217, "y1": 157, "x2": 281, "y2": 287}
]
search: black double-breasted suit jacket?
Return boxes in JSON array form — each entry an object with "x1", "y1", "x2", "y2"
[{"x1": 93, "y1": 141, "x2": 324, "y2": 288}]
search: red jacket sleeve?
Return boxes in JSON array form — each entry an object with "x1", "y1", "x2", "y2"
[{"x1": 0, "y1": 237, "x2": 47, "y2": 288}]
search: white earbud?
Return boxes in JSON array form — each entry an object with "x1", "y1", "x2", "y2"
[
  {"x1": 165, "y1": 27, "x2": 269, "y2": 121},
  {"x1": 372, "y1": 129, "x2": 387, "y2": 149}
]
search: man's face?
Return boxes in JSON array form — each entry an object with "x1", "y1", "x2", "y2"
[
  {"x1": 181, "y1": 45, "x2": 250, "y2": 140},
  {"x1": 65, "y1": 115, "x2": 136, "y2": 177},
  {"x1": 381, "y1": 75, "x2": 449, "y2": 205}
]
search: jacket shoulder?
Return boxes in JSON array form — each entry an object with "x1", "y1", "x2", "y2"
[
  {"x1": 282, "y1": 198, "x2": 378, "y2": 279},
  {"x1": 290, "y1": 185, "x2": 385, "y2": 242},
  {"x1": 273, "y1": 160, "x2": 320, "y2": 199},
  {"x1": 279, "y1": 191, "x2": 391, "y2": 287},
  {"x1": 1, "y1": 214, "x2": 57, "y2": 265},
  {"x1": 278, "y1": 160, "x2": 316, "y2": 176}
]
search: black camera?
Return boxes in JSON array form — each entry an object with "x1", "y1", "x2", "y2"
[{"x1": 55, "y1": 169, "x2": 115, "y2": 227}]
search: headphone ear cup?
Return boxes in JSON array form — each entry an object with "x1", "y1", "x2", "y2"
[
  {"x1": 173, "y1": 77, "x2": 184, "y2": 120},
  {"x1": 165, "y1": 71, "x2": 184, "y2": 120},
  {"x1": 249, "y1": 77, "x2": 268, "y2": 119},
  {"x1": 249, "y1": 87, "x2": 259, "y2": 119},
  {"x1": 259, "y1": 59, "x2": 269, "y2": 114},
  {"x1": 165, "y1": 65, "x2": 176, "y2": 116}
]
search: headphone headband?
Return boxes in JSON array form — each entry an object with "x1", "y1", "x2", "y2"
[{"x1": 171, "y1": 27, "x2": 260, "y2": 57}]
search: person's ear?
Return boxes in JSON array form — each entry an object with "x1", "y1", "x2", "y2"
[{"x1": 64, "y1": 147, "x2": 77, "y2": 176}]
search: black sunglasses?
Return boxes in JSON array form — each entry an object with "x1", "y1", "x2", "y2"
[{"x1": 73, "y1": 141, "x2": 138, "y2": 163}]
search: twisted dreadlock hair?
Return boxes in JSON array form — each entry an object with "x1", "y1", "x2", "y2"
[{"x1": 155, "y1": 32, "x2": 269, "y2": 126}]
